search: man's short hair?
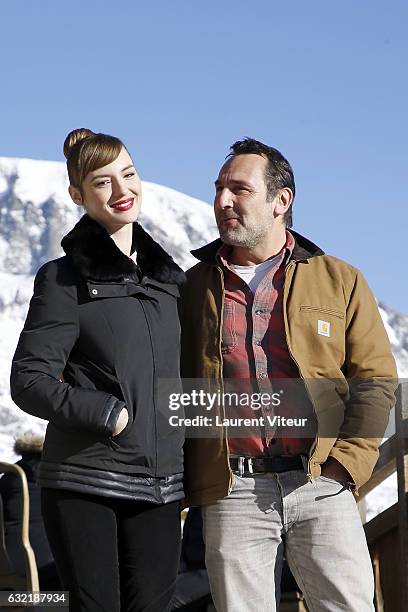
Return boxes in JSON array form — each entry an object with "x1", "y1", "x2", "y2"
[{"x1": 227, "y1": 138, "x2": 295, "y2": 227}]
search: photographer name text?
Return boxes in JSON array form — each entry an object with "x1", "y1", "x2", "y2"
[{"x1": 168, "y1": 415, "x2": 308, "y2": 427}]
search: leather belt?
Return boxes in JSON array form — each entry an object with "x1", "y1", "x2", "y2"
[{"x1": 229, "y1": 455, "x2": 304, "y2": 476}]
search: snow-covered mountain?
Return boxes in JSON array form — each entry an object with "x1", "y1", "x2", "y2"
[
  {"x1": 379, "y1": 302, "x2": 408, "y2": 379},
  {"x1": 1, "y1": 156, "x2": 407, "y2": 521}
]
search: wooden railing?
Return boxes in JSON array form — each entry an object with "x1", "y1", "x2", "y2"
[{"x1": 358, "y1": 382, "x2": 408, "y2": 612}]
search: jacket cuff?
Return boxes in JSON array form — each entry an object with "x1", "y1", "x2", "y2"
[{"x1": 102, "y1": 397, "x2": 126, "y2": 436}]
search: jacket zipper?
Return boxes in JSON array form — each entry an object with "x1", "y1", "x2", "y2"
[
  {"x1": 216, "y1": 266, "x2": 234, "y2": 495},
  {"x1": 139, "y1": 300, "x2": 159, "y2": 474},
  {"x1": 283, "y1": 260, "x2": 319, "y2": 486}
]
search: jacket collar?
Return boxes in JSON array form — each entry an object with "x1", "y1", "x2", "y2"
[
  {"x1": 61, "y1": 214, "x2": 186, "y2": 286},
  {"x1": 190, "y1": 229, "x2": 324, "y2": 265}
]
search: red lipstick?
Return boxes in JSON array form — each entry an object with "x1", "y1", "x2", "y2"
[{"x1": 110, "y1": 198, "x2": 134, "y2": 211}]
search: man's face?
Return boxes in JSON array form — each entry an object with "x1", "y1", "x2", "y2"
[{"x1": 214, "y1": 154, "x2": 276, "y2": 248}]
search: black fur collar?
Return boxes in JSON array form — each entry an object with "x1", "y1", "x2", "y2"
[{"x1": 61, "y1": 214, "x2": 186, "y2": 286}]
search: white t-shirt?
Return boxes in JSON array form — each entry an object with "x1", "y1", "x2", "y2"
[{"x1": 230, "y1": 254, "x2": 281, "y2": 293}]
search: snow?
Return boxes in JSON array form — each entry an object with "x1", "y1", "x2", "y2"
[
  {"x1": 0, "y1": 156, "x2": 406, "y2": 524},
  {"x1": 0, "y1": 157, "x2": 69, "y2": 206},
  {"x1": 364, "y1": 472, "x2": 398, "y2": 522}
]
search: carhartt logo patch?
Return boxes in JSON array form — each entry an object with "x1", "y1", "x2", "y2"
[{"x1": 318, "y1": 320, "x2": 330, "y2": 337}]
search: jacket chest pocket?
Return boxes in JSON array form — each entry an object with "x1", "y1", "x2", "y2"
[
  {"x1": 298, "y1": 305, "x2": 346, "y2": 365},
  {"x1": 299, "y1": 305, "x2": 345, "y2": 319},
  {"x1": 221, "y1": 298, "x2": 238, "y2": 354}
]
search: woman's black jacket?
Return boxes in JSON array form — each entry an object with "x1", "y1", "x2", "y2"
[{"x1": 10, "y1": 214, "x2": 186, "y2": 504}]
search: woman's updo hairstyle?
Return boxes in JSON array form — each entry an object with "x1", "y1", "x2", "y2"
[{"x1": 63, "y1": 128, "x2": 125, "y2": 189}]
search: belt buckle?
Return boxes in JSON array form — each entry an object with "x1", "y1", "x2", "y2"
[
  {"x1": 237, "y1": 457, "x2": 254, "y2": 477},
  {"x1": 238, "y1": 457, "x2": 244, "y2": 477}
]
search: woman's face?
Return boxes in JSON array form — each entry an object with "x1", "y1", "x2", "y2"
[{"x1": 69, "y1": 147, "x2": 142, "y2": 234}]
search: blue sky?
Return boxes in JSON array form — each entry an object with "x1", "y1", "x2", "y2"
[{"x1": 1, "y1": 0, "x2": 407, "y2": 312}]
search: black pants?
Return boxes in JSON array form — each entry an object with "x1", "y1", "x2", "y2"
[{"x1": 41, "y1": 488, "x2": 181, "y2": 612}]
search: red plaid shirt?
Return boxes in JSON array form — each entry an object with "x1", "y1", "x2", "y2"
[{"x1": 218, "y1": 231, "x2": 316, "y2": 457}]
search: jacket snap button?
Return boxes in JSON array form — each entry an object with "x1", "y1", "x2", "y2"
[{"x1": 91, "y1": 289, "x2": 98, "y2": 295}]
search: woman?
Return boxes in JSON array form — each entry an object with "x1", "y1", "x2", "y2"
[{"x1": 10, "y1": 128, "x2": 186, "y2": 612}]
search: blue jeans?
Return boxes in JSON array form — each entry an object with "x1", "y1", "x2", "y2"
[{"x1": 202, "y1": 469, "x2": 374, "y2": 612}]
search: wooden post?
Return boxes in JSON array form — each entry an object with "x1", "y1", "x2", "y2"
[
  {"x1": 357, "y1": 497, "x2": 367, "y2": 523},
  {"x1": 395, "y1": 382, "x2": 408, "y2": 610}
]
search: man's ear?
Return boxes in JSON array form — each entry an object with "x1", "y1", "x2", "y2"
[
  {"x1": 68, "y1": 185, "x2": 83, "y2": 206},
  {"x1": 274, "y1": 188, "x2": 293, "y2": 217}
]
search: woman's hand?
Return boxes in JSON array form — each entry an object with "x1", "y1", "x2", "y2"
[{"x1": 113, "y1": 407, "x2": 129, "y2": 436}]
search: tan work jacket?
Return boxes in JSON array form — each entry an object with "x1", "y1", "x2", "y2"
[{"x1": 180, "y1": 231, "x2": 397, "y2": 505}]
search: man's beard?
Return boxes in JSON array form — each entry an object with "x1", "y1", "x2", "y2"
[{"x1": 216, "y1": 214, "x2": 273, "y2": 249}]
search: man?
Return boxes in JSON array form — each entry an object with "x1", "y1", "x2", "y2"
[{"x1": 180, "y1": 138, "x2": 397, "y2": 612}]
